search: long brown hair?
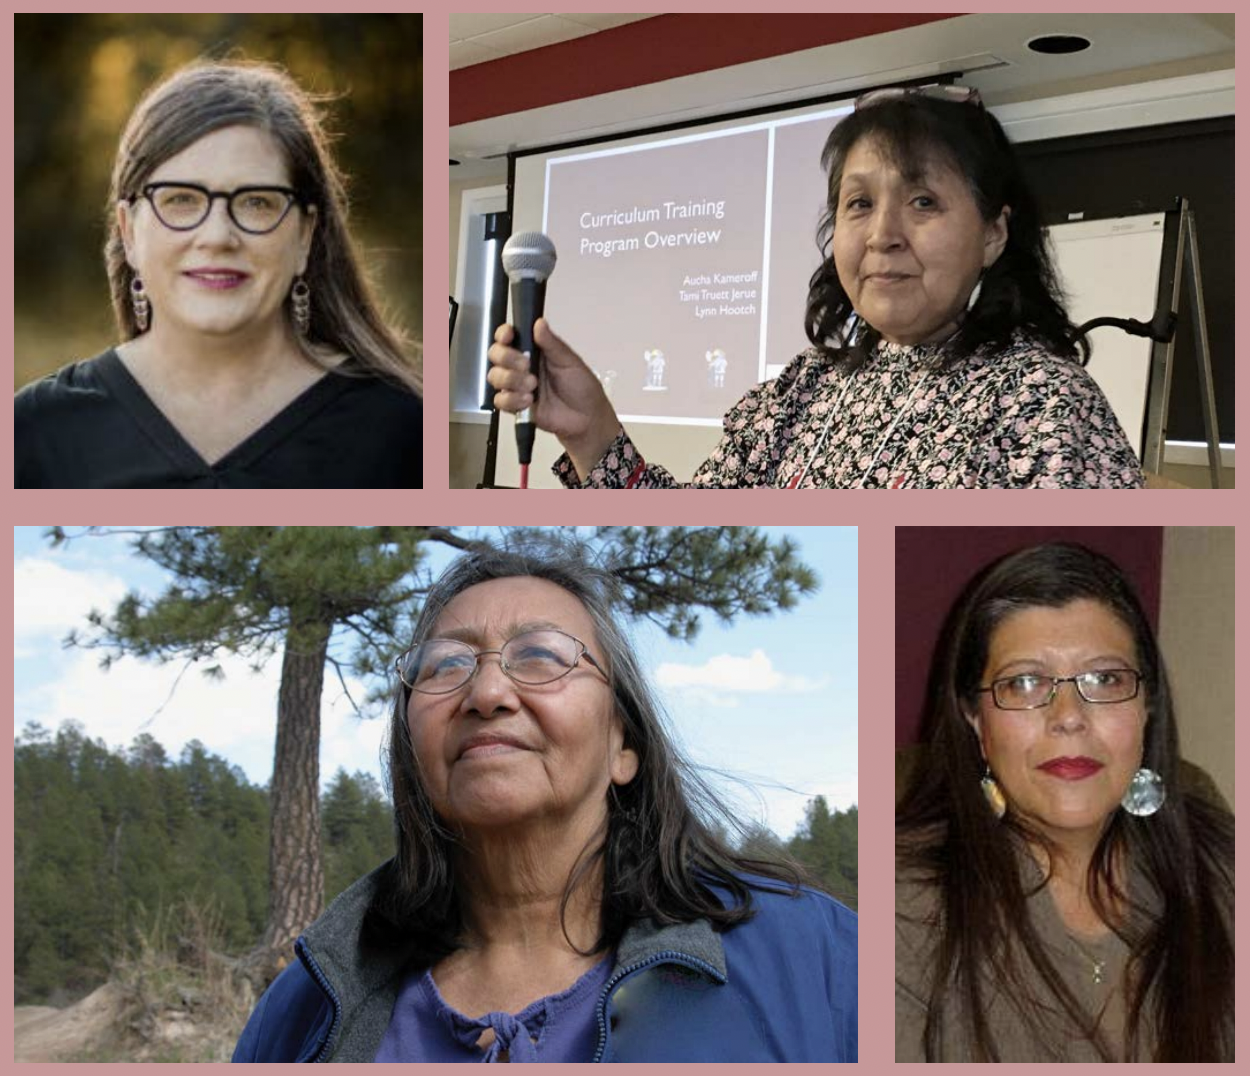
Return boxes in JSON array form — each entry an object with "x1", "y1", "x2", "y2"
[
  {"x1": 105, "y1": 59, "x2": 420, "y2": 394},
  {"x1": 897, "y1": 542, "x2": 1233, "y2": 1060}
]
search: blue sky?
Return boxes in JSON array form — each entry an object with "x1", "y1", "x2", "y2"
[{"x1": 13, "y1": 526, "x2": 856, "y2": 841}]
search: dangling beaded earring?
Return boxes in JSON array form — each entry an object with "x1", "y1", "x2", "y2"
[
  {"x1": 131, "y1": 276, "x2": 150, "y2": 333},
  {"x1": 291, "y1": 275, "x2": 311, "y2": 335},
  {"x1": 980, "y1": 765, "x2": 1007, "y2": 819},
  {"x1": 1121, "y1": 767, "x2": 1166, "y2": 816}
]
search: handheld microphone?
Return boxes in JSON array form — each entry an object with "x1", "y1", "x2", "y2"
[{"x1": 501, "y1": 232, "x2": 558, "y2": 486}]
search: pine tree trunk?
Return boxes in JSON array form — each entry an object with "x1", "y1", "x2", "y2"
[{"x1": 245, "y1": 619, "x2": 331, "y2": 986}]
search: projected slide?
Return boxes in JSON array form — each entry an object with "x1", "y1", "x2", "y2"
[{"x1": 542, "y1": 110, "x2": 847, "y2": 423}]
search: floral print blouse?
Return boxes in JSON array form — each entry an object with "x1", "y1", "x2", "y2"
[{"x1": 553, "y1": 334, "x2": 1146, "y2": 489}]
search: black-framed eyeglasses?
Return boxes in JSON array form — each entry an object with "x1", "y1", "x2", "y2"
[
  {"x1": 396, "y1": 628, "x2": 608, "y2": 695},
  {"x1": 855, "y1": 84, "x2": 982, "y2": 111},
  {"x1": 134, "y1": 183, "x2": 305, "y2": 235},
  {"x1": 976, "y1": 669, "x2": 1142, "y2": 711}
]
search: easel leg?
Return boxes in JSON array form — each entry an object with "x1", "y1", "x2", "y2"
[{"x1": 1182, "y1": 208, "x2": 1224, "y2": 488}]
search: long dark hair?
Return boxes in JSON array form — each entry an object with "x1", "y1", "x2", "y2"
[
  {"x1": 806, "y1": 95, "x2": 1084, "y2": 368},
  {"x1": 377, "y1": 536, "x2": 804, "y2": 966},
  {"x1": 106, "y1": 59, "x2": 420, "y2": 393},
  {"x1": 897, "y1": 542, "x2": 1233, "y2": 1061}
]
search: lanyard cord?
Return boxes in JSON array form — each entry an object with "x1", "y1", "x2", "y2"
[
  {"x1": 786, "y1": 377, "x2": 854, "y2": 489},
  {"x1": 855, "y1": 368, "x2": 932, "y2": 488},
  {"x1": 786, "y1": 324, "x2": 961, "y2": 489},
  {"x1": 786, "y1": 363, "x2": 933, "y2": 489}
]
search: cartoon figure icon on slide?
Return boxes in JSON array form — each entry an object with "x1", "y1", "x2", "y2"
[
  {"x1": 706, "y1": 347, "x2": 728, "y2": 388},
  {"x1": 643, "y1": 347, "x2": 667, "y2": 391}
]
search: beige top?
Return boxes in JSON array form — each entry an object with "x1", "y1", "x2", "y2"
[{"x1": 895, "y1": 854, "x2": 1149, "y2": 1062}]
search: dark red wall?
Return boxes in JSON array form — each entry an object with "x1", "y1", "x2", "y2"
[
  {"x1": 451, "y1": 13, "x2": 961, "y2": 127},
  {"x1": 895, "y1": 527, "x2": 1163, "y2": 746}
]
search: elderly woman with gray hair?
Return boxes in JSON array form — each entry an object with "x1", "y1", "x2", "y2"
[
  {"x1": 234, "y1": 543, "x2": 857, "y2": 1062},
  {"x1": 15, "y1": 59, "x2": 422, "y2": 488}
]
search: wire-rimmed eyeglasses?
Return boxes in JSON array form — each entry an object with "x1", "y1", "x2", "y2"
[
  {"x1": 133, "y1": 182, "x2": 305, "y2": 235},
  {"x1": 396, "y1": 628, "x2": 607, "y2": 695},
  {"x1": 976, "y1": 669, "x2": 1142, "y2": 711},
  {"x1": 855, "y1": 84, "x2": 982, "y2": 111}
]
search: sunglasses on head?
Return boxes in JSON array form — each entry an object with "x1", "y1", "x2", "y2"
[{"x1": 854, "y1": 85, "x2": 983, "y2": 111}]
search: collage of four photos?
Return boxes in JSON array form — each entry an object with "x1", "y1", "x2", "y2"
[{"x1": 6, "y1": 10, "x2": 1239, "y2": 1063}]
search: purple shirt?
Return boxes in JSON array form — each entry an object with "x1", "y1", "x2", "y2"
[{"x1": 374, "y1": 956, "x2": 613, "y2": 1062}]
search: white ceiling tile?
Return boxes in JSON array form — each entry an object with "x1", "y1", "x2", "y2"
[
  {"x1": 450, "y1": 14, "x2": 544, "y2": 42},
  {"x1": 473, "y1": 15, "x2": 596, "y2": 56},
  {"x1": 561, "y1": 14, "x2": 656, "y2": 32},
  {"x1": 450, "y1": 40, "x2": 508, "y2": 71},
  {"x1": 547, "y1": 16, "x2": 605, "y2": 43}
]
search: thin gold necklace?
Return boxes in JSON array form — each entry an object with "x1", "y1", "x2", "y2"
[{"x1": 1066, "y1": 932, "x2": 1110, "y2": 985}]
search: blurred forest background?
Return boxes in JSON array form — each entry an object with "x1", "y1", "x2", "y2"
[
  {"x1": 15, "y1": 721, "x2": 391, "y2": 1007},
  {"x1": 15, "y1": 719, "x2": 857, "y2": 1012},
  {"x1": 14, "y1": 14, "x2": 423, "y2": 391}
]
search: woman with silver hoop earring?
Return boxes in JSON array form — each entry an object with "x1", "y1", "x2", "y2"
[{"x1": 896, "y1": 542, "x2": 1232, "y2": 1061}]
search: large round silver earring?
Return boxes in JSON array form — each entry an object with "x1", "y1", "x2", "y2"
[
  {"x1": 981, "y1": 765, "x2": 1006, "y2": 819},
  {"x1": 1121, "y1": 767, "x2": 1166, "y2": 816},
  {"x1": 291, "y1": 276, "x2": 311, "y2": 335},
  {"x1": 131, "y1": 276, "x2": 150, "y2": 333}
]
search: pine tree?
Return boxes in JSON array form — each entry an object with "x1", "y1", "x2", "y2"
[
  {"x1": 322, "y1": 768, "x2": 392, "y2": 903},
  {"x1": 787, "y1": 796, "x2": 858, "y2": 909},
  {"x1": 49, "y1": 525, "x2": 818, "y2": 985},
  {"x1": 736, "y1": 821, "x2": 789, "y2": 864},
  {"x1": 14, "y1": 722, "x2": 274, "y2": 1001}
]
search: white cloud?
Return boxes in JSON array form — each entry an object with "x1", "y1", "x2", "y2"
[
  {"x1": 668, "y1": 687, "x2": 742, "y2": 710},
  {"x1": 14, "y1": 549, "x2": 389, "y2": 790},
  {"x1": 13, "y1": 557, "x2": 129, "y2": 641},
  {"x1": 15, "y1": 645, "x2": 387, "y2": 793},
  {"x1": 655, "y1": 649, "x2": 826, "y2": 694},
  {"x1": 321, "y1": 687, "x2": 392, "y2": 786}
]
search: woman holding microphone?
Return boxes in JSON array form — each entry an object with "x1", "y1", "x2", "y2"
[{"x1": 489, "y1": 88, "x2": 1142, "y2": 490}]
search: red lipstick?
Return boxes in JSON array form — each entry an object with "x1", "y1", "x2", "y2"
[{"x1": 1037, "y1": 756, "x2": 1104, "y2": 780}]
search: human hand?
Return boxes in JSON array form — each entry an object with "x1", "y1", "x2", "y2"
[{"x1": 487, "y1": 318, "x2": 620, "y2": 474}]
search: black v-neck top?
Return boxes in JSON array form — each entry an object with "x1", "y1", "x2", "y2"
[{"x1": 14, "y1": 349, "x2": 423, "y2": 488}]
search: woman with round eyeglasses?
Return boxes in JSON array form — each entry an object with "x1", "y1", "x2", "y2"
[
  {"x1": 234, "y1": 543, "x2": 857, "y2": 1062},
  {"x1": 896, "y1": 543, "x2": 1233, "y2": 1061},
  {"x1": 14, "y1": 60, "x2": 422, "y2": 488},
  {"x1": 487, "y1": 84, "x2": 1142, "y2": 488}
]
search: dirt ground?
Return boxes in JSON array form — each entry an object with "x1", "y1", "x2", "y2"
[
  {"x1": 14, "y1": 983, "x2": 127, "y2": 1062},
  {"x1": 14, "y1": 981, "x2": 245, "y2": 1063}
]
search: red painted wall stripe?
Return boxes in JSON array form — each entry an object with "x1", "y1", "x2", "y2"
[{"x1": 451, "y1": 13, "x2": 962, "y2": 127}]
